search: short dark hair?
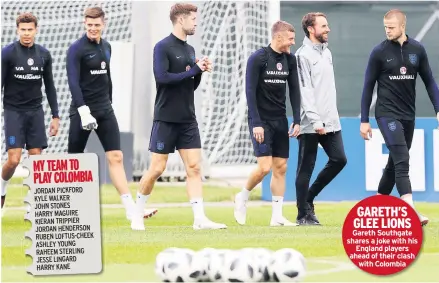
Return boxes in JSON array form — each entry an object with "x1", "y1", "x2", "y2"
[
  {"x1": 271, "y1": 20, "x2": 295, "y2": 38},
  {"x1": 84, "y1": 7, "x2": 105, "y2": 20},
  {"x1": 301, "y1": 12, "x2": 327, "y2": 38},
  {"x1": 169, "y1": 3, "x2": 197, "y2": 24},
  {"x1": 16, "y1": 12, "x2": 38, "y2": 28}
]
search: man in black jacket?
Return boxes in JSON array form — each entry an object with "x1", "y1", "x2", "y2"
[
  {"x1": 1, "y1": 13, "x2": 60, "y2": 209},
  {"x1": 360, "y1": 9, "x2": 439, "y2": 226}
]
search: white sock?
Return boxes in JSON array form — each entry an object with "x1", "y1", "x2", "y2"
[
  {"x1": 121, "y1": 194, "x2": 135, "y2": 215},
  {"x1": 190, "y1": 198, "x2": 205, "y2": 221},
  {"x1": 401, "y1": 195, "x2": 415, "y2": 210},
  {"x1": 136, "y1": 192, "x2": 149, "y2": 215},
  {"x1": 1, "y1": 178, "x2": 8, "y2": 196},
  {"x1": 401, "y1": 195, "x2": 420, "y2": 218},
  {"x1": 240, "y1": 187, "x2": 251, "y2": 200},
  {"x1": 272, "y1": 196, "x2": 284, "y2": 219}
]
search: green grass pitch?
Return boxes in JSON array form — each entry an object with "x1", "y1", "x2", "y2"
[{"x1": 1, "y1": 181, "x2": 438, "y2": 282}]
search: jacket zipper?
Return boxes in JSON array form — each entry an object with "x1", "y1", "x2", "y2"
[{"x1": 400, "y1": 45, "x2": 404, "y2": 63}]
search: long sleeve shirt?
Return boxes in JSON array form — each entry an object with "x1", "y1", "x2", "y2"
[
  {"x1": 245, "y1": 45, "x2": 301, "y2": 128},
  {"x1": 361, "y1": 36, "x2": 439, "y2": 122},
  {"x1": 1, "y1": 41, "x2": 59, "y2": 118},
  {"x1": 152, "y1": 33, "x2": 203, "y2": 123},
  {"x1": 66, "y1": 34, "x2": 113, "y2": 113}
]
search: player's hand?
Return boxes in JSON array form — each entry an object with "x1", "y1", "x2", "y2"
[
  {"x1": 77, "y1": 105, "x2": 98, "y2": 131},
  {"x1": 204, "y1": 57, "x2": 213, "y2": 72},
  {"x1": 289, "y1": 123, "x2": 300, "y2": 138},
  {"x1": 49, "y1": 118, "x2": 60, "y2": 137},
  {"x1": 315, "y1": 128, "x2": 326, "y2": 135},
  {"x1": 196, "y1": 57, "x2": 207, "y2": 72},
  {"x1": 313, "y1": 122, "x2": 326, "y2": 135},
  {"x1": 360, "y1": 122, "x2": 372, "y2": 140},
  {"x1": 253, "y1": 127, "x2": 264, "y2": 143}
]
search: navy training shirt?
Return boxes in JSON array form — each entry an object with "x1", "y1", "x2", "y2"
[
  {"x1": 1, "y1": 41, "x2": 59, "y2": 118},
  {"x1": 361, "y1": 36, "x2": 439, "y2": 122},
  {"x1": 66, "y1": 34, "x2": 112, "y2": 113},
  {"x1": 245, "y1": 45, "x2": 301, "y2": 128},
  {"x1": 152, "y1": 33, "x2": 203, "y2": 123}
]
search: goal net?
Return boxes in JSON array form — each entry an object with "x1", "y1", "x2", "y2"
[
  {"x1": 1, "y1": 1, "x2": 132, "y2": 162},
  {"x1": 198, "y1": 1, "x2": 273, "y2": 166},
  {"x1": 1, "y1": 0, "x2": 275, "y2": 179}
]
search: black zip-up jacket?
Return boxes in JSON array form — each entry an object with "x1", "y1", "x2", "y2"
[
  {"x1": 361, "y1": 36, "x2": 439, "y2": 122},
  {"x1": 152, "y1": 33, "x2": 203, "y2": 123},
  {"x1": 1, "y1": 41, "x2": 59, "y2": 117},
  {"x1": 246, "y1": 45, "x2": 301, "y2": 127},
  {"x1": 66, "y1": 34, "x2": 112, "y2": 113}
]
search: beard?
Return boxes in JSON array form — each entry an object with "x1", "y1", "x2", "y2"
[
  {"x1": 315, "y1": 32, "x2": 328, "y2": 43},
  {"x1": 184, "y1": 28, "x2": 195, "y2": 36},
  {"x1": 388, "y1": 31, "x2": 403, "y2": 41}
]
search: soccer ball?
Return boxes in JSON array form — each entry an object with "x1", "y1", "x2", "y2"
[
  {"x1": 252, "y1": 248, "x2": 274, "y2": 282},
  {"x1": 222, "y1": 250, "x2": 260, "y2": 282},
  {"x1": 268, "y1": 248, "x2": 306, "y2": 282},
  {"x1": 155, "y1": 248, "x2": 181, "y2": 280},
  {"x1": 239, "y1": 248, "x2": 273, "y2": 282},
  {"x1": 155, "y1": 248, "x2": 196, "y2": 282},
  {"x1": 206, "y1": 249, "x2": 231, "y2": 282},
  {"x1": 187, "y1": 248, "x2": 217, "y2": 282}
]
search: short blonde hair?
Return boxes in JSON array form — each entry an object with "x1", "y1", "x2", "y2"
[
  {"x1": 271, "y1": 21, "x2": 295, "y2": 38},
  {"x1": 384, "y1": 9, "x2": 406, "y2": 24}
]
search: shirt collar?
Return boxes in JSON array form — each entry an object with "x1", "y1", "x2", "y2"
[
  {"x1": 303, "y1": 36, "x2": 328, "y2": 53},
  {"x1": 170, "y1": 33, "x2": 187, "y2": 45}
]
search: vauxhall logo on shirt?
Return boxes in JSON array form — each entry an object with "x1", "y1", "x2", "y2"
[
  {"x1": 264, "y1": 62, "x2": 289, "y2": 84},
  {"x1": 389, "y1": 66, "x2": 415, "y2": 81},
  {"x1": 90, "y1": 61, "x2": 107, "y2": 75},
  {"x1": 13, "y1": 57, "x2": 42, "y2": 80},
  {"x1": 388, "y1": 53, "x2": 417, "y2": 81}
]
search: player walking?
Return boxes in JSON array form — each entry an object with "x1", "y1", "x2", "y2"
[
  {"x1": 132, "y1": 3, "x2": 227, "y2": 231},
  {"x1": 294, "y1": 12, "x2": 347, "y2": 225},
  {"x1": 360, "y1": 9, "x2": 439, "y2": 226},
  {"x1": 233, "y1": 21, "x2": 301, "y2": 226},
  {"x1": 1, "y1": 13, "x2": 60, "y2": 209},
  {"x1": 66, "y1": 7, "x2": 156, "y2": 229}
]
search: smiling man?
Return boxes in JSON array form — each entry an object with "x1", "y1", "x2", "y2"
[
  {"x1": 66, "y1": 7, "x2": 157, "y2": 229},
  {"x1": 234, "y1": 20, "x2": 301, "y2": 227},
  {"x1": 294, "y1": 12, "x2": 347, "y2": 225},
  {"x1": 1, "y1": 12, "x2": 60, "y2": 210}
]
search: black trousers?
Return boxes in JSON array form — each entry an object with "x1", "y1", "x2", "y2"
[
  {"x1": 295, "y1": 131, "x2": 347, "y2": 218},
  {"x1": 376, "y1": 117, "x2": 415, "y2": 196}
]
